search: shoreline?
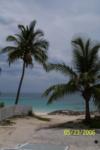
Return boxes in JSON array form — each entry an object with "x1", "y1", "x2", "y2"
[{"x1": 34, "y1": 109, "x2": 100, "y2": 116}]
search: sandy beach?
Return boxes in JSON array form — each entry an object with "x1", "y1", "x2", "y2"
[{"x1": 0, "y1": 113, "x2": 100, "y2": 150}]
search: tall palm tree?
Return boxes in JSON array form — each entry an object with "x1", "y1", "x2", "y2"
[
  {"x1": 43, "y1": 37, "x2": 100, "y2": 122},
  {"x1": 2, "y1": 20, "x2": 49, "y2": 104}
]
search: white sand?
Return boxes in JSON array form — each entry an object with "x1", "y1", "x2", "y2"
[{"x1": 0, "y1": 113, "x2": 100, "y2": 150}]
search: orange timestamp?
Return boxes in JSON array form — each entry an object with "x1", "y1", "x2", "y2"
[{"x1": 64, "y1": 129, "x2": 96, "y2": 136}]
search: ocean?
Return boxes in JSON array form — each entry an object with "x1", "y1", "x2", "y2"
[{"x1": 0, "y1": 93, "x2": 96, "y2": 113}]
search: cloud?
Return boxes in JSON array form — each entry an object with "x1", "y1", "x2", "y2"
[{"x1": 0, "y1": 0, "x2": 100, "y2": 92}]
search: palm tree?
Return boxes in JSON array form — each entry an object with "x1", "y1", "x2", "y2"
[
  {"x1": 2, "y1": 20, "x2": 49, "y2": 104},
  {"x1": 43, "y1": 37, "x2": 100, "y2": 123}
]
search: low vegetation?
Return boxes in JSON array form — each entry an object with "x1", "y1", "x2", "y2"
[{"x1": 0, "y1": 102, "x2": 5, "y2": 108}]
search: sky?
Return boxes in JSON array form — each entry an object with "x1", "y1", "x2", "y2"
[{"x1": 0, "y1": 0, "x2": 100, "y2": 93}]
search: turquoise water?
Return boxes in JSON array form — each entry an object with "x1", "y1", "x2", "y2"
[{"x1": 0, "y1": 93, "x2": 96, "y2": 113}]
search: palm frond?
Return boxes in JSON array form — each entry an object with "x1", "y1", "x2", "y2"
[
  {"x1": 33, "y1": 40, "x2": 49, "y2": 50},
  {"x1": 46, "y1": 63, "x2": 77, "y2": 78},
  {"x1": 15, "y1": 34, "x2": 24, "y2": 41},
  {"x1": 88, "y1": 61, "x2": 100, "y2": 79},
  {"x1": 93, "y1": 86, "x2": 100, "y2": 110},
  {"x1": 18, "y1": 24, "x2": 26, "y2": 33},
  {"x1": 93, "y1": 84, "x2": 100, "y2": 89},
  {"x1": 43, "y1": 80, "x2": 77, "y2": 104},
  {"x1": 8, "y1": 49, "x2": 23, "y2": 65},
  {"x1": 72, "y1": 37, "x2": 85, "y2": 55},
  {"x1": 88, "y1": 44, "x2": 100, "y2": 69},
  {"x1": 73, "y1": 48, "x2": 85, "y2": 73},
  {"x1": 6, "y1": 35, "x2": 19, "y2": 43},
  {"x1": 85, "y1": 39, "x2": 90, "y2": 56},
  {"x1": 43, "y1": 85, "x2": 58, "y2": 97},
  {"x1": 1, "y1": 46, "x2": 17, "y2": 53},
  {"x1": 34, "y1": 29, "x2": 44, "y2": 37},
  {"x1": 29, "y1": 20, "x2": 36, "y2": 32},
  {"x1": 33, "y1": 49, "x2": 48, "y2": 64}
]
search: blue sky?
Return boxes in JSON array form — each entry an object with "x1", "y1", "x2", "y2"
[{"x1": 0, "y1": 0, "x2": 100, "y2": 93}]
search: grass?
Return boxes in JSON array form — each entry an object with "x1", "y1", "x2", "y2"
[{"x1": 0, "y1": 119, "x2": 15, "y2": 126}]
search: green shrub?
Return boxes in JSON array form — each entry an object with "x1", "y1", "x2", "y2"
[
  {"x1": 28, "y1": 110, "x2": 33, "y2": 116},
  {"x1": 0, "y1": 102, "x2": 5, "y2": 108},
  {"x1": 89, "y1": 119, "x2": 100, "y2": 129}
]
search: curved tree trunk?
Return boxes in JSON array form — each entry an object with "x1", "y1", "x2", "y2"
[
  {"x1": 15, "y1": 62, "x2": 25, "y2": 104},
  {"x1": 85, "y1": 99, "x2": 91, "y2": 123}
]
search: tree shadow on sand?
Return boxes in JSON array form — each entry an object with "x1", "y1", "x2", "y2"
[
  {"x1": 36, "y1": 119, "x2": 87, "y2": 131},
  {"x1": 36, "y1": 116, "x2": 100, "y2": 132}
]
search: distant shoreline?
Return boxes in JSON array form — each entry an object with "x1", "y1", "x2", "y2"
[{"x1": 35, "y1": 109, "x2": 100, "y2": 116}]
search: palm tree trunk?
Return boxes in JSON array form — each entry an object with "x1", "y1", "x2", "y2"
[
  {"x1": 15, "y1": 62, "x2": 25, "y2": 104},
  {"x1": 85, "y1": 99, "x2": 91, "y2": 122}
]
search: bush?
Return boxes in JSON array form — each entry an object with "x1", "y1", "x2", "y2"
[
  {"x1": 0, "y1": 102, "x2": 5, "y2": 108},
  {"x1": 89, "y1": 118, "x2": 100, "y2": 129},
  {"x1": 28, "y1": 110, "x2": 33, "y2": 116}
]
